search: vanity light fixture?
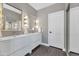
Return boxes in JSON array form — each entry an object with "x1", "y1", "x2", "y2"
[
  {"x1": 23, "y1": 15, "x2": 29, "y2": 33},
  {"x1": 23, "y1": 15, "x2": 29, "y2": 29},
  {"x1": 34, "y1": 19, "x2": 41, "y2": 32},
  {"x1": 35, "y1": 19, "x2": 39, "y2": 28},
  {"x1": 24, "y1": 16, "x2": 28, "y2": 25}
]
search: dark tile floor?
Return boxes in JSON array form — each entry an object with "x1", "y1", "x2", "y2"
[{"x1": 25, "y1": 45, "x2": 79, "y2": 56}]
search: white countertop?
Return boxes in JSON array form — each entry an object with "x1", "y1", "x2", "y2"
[{"x1": 0, "y1": 32, "x2": 41, "y2": 41}]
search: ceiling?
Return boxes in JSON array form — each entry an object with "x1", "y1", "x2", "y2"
[{"x1": 29, "y1": 3, "x2": 55, "y2": 10}]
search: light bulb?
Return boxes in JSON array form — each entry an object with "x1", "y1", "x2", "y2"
[
  {"x1": 32, "y1": 28, "x2": 34, "y2": 30},
  {"x1": 36, "y1": 20, "x2": 39, "y2": 24},
  {"x1": 35, "y1": 25, "x2": 39, "y2": 28},
  {"x1": 24, "y1": 24, "x2": 28, "y2": 27},
  {"x1": 24, "y1": 16, "x2": 28, "y2": 19}
]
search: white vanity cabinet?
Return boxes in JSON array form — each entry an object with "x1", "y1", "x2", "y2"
[
  {"x1": 30, "y1": 33, "x2": 41, "y2": 50},
  {"x1": 0, "y1": 32, "x2": 41, "y2": 56}
]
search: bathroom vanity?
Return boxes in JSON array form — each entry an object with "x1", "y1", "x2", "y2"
[
  {"x1": 0, "y1": 4, "x2": 42, "y2": 56},
  {"x1": 0, "y1": 32, "x2": 41, "y2": 56}
]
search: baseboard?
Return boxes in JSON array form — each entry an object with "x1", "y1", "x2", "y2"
[
  {"x1": 40, "y1": 43, "x2": 49, "y2": 47},
  {"x1": 62, "y1": 48, "x2": 66, "y2": 52},
  {"x1": 69, "y1": 51, "x2": 79, "y2": 55},
  {"x1": 41, "y1": 43, "x2": 66, "y2": 52}
]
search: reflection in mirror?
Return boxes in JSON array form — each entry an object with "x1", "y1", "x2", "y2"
[
  {"x1": 1, "y1": 4, "x2": 24, "y2": 37},
  {"x1": 3, "y1": 8, "x2": 22, "y2": 31}
]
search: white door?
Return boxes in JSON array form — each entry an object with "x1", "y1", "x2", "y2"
[
  {"x1": 70, "y1": 7, "x2": 79, "y2": 53},
  {"x1": 48, "y1": 11, "x2": 64, "y2": 49}
]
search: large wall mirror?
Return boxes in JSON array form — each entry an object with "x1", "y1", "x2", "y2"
[
  {"x1": 3, "y1": 4, "x2": 22, "y2": 31},
  {"x1": 1, "y1": 3, "x2": 23, "y2": 37}
]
